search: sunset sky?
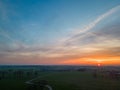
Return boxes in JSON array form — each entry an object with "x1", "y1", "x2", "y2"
[{"x1": 0, "y1": 0, "x2": 120, "y2": 65}]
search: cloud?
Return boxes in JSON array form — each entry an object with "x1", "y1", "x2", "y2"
[
  {"x1": 62, "y1": 5, "x2": 120, "y2": 45},
  {"x1": 0, "y1": 5, "x2": 120, "y2": 65},
  {"x1": 95, "y1": 22, "x2": 120, "y2": 39},
  {"x1": 76, "y1": 5, "x2": 120, "y2": 33},
  {"x1": 45, "y1": 5, "x2": 120, "y2": 64}
]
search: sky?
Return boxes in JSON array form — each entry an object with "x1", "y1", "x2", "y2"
[{"x1": 0, "y1": 0, "x2": 120, "y2": 65}]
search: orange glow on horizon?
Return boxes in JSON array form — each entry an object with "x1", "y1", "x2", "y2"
[{"x1": 61, "y1": 56, "x2": 120, "y2": 66}]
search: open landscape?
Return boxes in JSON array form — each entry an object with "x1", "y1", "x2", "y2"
[
  {"x1": 0, "y1": 65, "x2": 120, "y2": 90},
  {"x1": 0, "y1": 0, "x2": 120, "y2": 90}
]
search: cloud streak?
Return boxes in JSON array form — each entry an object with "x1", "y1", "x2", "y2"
[
  {"x1": 62, "y1": 5, "x2": 120, "y2": 45},
  {"x1": 75, "y1": 5, "x2": 120, "y2": 34},
  {"x1": 0, "y1": 4, "x2": 120, "y2": 65}
]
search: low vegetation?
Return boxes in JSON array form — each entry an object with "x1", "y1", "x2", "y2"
[{"x1": 0, "y1": 66, "x2": 120, "y2": 90}]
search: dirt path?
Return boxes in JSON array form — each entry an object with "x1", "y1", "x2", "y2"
[{"x1": 25, "y1": 75, "x2": 53, "y2": 90}]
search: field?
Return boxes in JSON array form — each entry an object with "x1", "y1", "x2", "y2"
[
  {"x1": 39, "y1": 72, "x2": 120, "y2": 90},
  {"x1": 0, "y1": 69, "x2": 120, "y2": 90}
]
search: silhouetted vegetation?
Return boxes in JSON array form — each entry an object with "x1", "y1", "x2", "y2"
[{"x1": 0, "y1": 65, "x2": 120, "y2": 90}]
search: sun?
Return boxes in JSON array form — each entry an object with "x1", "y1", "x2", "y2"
[{"x1": 97, "y1": 63, "x2": 101, "y2": 67}]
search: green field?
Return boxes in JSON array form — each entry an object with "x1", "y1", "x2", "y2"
[{"x1": 0, "y1": 71, "x2": 120, "y2": 90}]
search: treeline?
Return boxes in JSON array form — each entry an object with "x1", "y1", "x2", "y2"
[{"x1": 0, "y1": 69, "x2": 40, "y2": 80}]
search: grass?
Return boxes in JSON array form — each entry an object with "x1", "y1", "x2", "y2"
[
  {"x1": 37, "y1": 71, "x2": 120, "y2": 90},
  {"x1": 0, "y1": 79, "x2": 26, "y2": 90},
  {"x1": 0, "y1": 71, "x2": 120, "y2": 90}
]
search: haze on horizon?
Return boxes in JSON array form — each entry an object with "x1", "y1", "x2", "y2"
[{"x1": 0, "y1": 0, "x2": 120, "y2": 66}]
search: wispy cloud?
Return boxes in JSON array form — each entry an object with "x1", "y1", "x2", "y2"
[
  {"x1": 0, "y1": 5, "x2": 120, "y2": 65},
  {"x1": 62, "y1": 5, "x2": 120, "y2": 45}
]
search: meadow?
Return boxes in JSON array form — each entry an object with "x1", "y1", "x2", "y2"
[{"x1": 0, "y1": 68, "x2": 120, "y2": 90}]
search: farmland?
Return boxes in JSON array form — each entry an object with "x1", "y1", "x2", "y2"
[{"x1": 0, "y1": 65, "x2": 120, "y2": 90}]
